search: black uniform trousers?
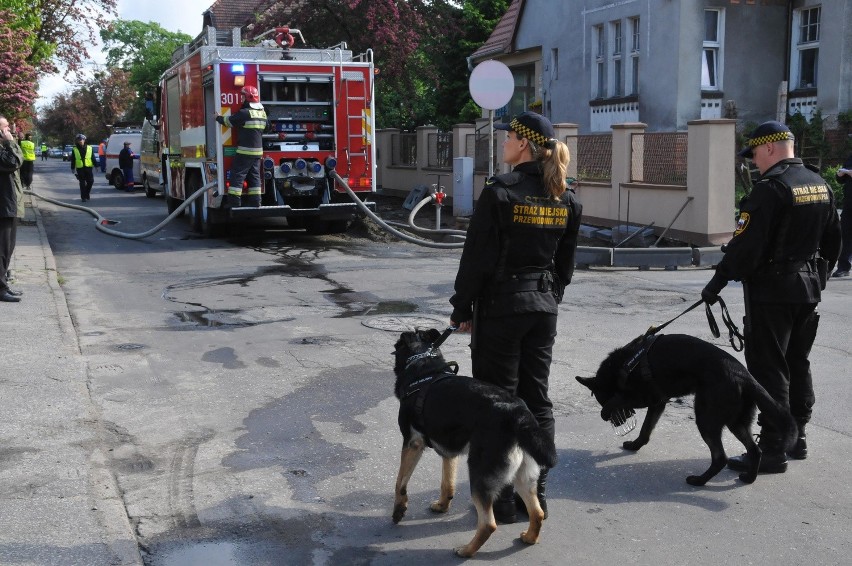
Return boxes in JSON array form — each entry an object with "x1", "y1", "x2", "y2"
[
  {"x1": 77, "y1": 167, "x2": 94, "y2": 200},
  {"x1": 472, "y1": 311, "x2": 557, "y2": 443},
  {"x1": 744, "y1": 299, "x2": 819, "y2": 428}
]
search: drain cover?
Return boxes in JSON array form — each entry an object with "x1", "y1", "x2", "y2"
[{"x1": 362, "y1": 315, "x2": 446, "y2": 332}]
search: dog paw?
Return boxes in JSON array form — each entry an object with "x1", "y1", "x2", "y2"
[
  {"x1": 738, "y1": 471, "x2": 757, "y2": 484},
  {"x1": 392, "y1": 504, "x2": 407, "y2": 523},
  {"x1": 520, "y1": 530, "x2": 539, "y2": 545},
  {"x1": 686, "y1": 475, "x2": 708, "y2": 486},
  {"x1": 454, "y1": 545, "x2": 475, "y2": 558},
  {"x1": 430, "y1": 500, "x2": 450, "y2": 514},
  {"x1": 622, "y1": 440, "x2": 643, "y2": 451}
]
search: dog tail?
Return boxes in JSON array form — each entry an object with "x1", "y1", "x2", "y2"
[
  {"x1": 517, "y1": 422, "x2": 558, "y2": 469},
  {"x1": 746, "y1": 379, "x2": 798, "y2": 452}
]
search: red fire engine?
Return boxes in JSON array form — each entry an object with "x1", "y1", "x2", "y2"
[{"x1": 154, "y1": 26, "x2": 376, "y2": 235}]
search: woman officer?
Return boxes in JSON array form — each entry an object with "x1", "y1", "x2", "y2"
[{"x1": 449, "y1": 111, "x2": 582, "y2": 523}]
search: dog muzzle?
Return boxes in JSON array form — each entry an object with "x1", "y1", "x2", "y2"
[{"x1": 609, "y1": 408, "x2": 637, "y2": 436}]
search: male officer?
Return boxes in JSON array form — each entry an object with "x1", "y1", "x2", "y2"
[
  {"x1": 71, "y1": 134, "x2": 95, "y2": 202},
  {"x1": 702, "y1": 121, "x2": 841, "y2": 473}
]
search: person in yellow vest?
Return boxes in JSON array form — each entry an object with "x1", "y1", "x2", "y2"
[
  {"x1": 18, "y1": 133, "x2": 36, "y2": 190},
  {"x1": 71, "y1": 133, "x2": 95, "y2": 202},
  {"x1": 40, "y1": 142, "x2": 48, "y2": 161}
]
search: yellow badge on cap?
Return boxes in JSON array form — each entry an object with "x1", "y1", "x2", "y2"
[{"x1": 734, "y1": 212, "x2": 750, "y2": 236}]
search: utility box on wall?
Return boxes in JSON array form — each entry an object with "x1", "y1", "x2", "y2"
[{"x1": 453, "y1": 157, "x2": 474, "y2": 217}]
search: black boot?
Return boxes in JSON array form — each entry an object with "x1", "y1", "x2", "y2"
[
  {"x1": 536, "y1": 468, "x2": 548, "y2": 519},
  {"x1": 728, "y1": 431, "x2": 788, "y2": 474},
  {"x1": 788, "y1": 422, "x2": 807, "y2": 460},
  {"x1": 493, "y1": 485, "x2": 516, "y2": 524},
  {"x1": 243, "y1": 194, "x2": 261, "y2": 208}
]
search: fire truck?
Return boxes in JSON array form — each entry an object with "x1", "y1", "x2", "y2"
[{"x1": 154, "y1": 26, "x2": 376, "y2": 235}]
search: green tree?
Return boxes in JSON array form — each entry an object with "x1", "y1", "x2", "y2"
[{"x1": 100, "y1": 19, "x2": 192, "y2": 117}]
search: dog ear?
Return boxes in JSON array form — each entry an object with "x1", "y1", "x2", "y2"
[
  {"x1": 426, "y1": 328, "x2": 441, "y2": 342},
  {"x1": 576, "y1": 375, "x2": 596, "y2": 390}
]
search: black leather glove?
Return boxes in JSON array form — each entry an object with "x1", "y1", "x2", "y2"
[{"x1": 701, "y1": 287, "x2": 719, "y2": 305}]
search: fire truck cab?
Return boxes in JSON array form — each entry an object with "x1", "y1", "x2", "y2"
[{"x1": 155, "y1": 26, "x2": 376, "y2": 235}]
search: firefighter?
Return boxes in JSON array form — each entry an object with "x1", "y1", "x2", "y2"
[
  {"x1": 71, "y1": 134, "x2": 95, "y2": 202},
  {"x1": 98, "y1": 138, "x2": 107, "y2": 173},
  {"x1": 215, "y1": 86, "x2": 267, "y2": 208}
]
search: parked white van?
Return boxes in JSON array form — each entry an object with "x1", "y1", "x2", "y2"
[
  {"x1": 140, "y1": 119, "x2": 163, "y2": 198},
  {"x1": 105, "y1": 129, "x2": 142, "y2": 190}
]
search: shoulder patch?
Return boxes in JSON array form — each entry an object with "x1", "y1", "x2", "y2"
[{"x1": 734, "y1": 212, "x2": 750, "y2": 236}]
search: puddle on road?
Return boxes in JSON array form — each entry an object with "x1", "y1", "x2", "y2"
[
  {"x1": 164, "y1": 248, "x2": 420, "y2": 327},
  {"x1": 157, "y1": 541, "x2": 239, "y2": 566}
]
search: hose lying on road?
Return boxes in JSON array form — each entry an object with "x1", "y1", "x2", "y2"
[
  {"x1": 331, "y1": 171, "x2": 466, "y2": 249},
  {"x1": 25, "y1": 182, "x2": 215, "y2": 240}
]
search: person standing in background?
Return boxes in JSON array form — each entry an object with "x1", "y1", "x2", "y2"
[
  {"x1": 118, "y1": 141, "x2": 135, "y2": 191},
  {"x1": 98, "y1": 138, "x2": 107, "y2": 173},
  {"x1": 18, "y1": 133, "x2": 36, "y2": 190},
  {"x1": 40, "y1": 142, "x2": 48, "y2": 161},
  {"x1": 832, "y1": 154, "x2": 852, "y2": 278},
  {"x1": 71, "y1": 133, "x2": 95, "y2": 202}
]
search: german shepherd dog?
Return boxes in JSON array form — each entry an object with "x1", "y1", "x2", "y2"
[
  {"x1": 392, "y1": 329, "x2": 557, "y2": 558},
  {"x1": 576, "y1": 333, "x2": 796, "y2": 486}
]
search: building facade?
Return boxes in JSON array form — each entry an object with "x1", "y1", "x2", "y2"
[{"x1": 472, "y1": 0, "x2": 852, "y2": 133}]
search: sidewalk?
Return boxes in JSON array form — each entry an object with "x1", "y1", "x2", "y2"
[{"x1": 0, "y1": 193, "x2": 142, "y2": 565}]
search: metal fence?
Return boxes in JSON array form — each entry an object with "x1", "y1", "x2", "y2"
[
  {"x1": 391, "y1": 132, "x2": 417, "y2": 166},
  {"x1": 465, "y1": 133, "x2": 498, "y2": 173},
  {"x1": 630, "y1": 132, "x2": 688, "y2": 185},
  {"x1": 427, "y1": 132, "x2": 453, "y2": 169},
  {"x1": 567, "y1": 134, "x2": 612, "y2": 182}
]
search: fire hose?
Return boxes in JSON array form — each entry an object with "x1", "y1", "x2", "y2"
[{"x1": 25, "y1": 174, "x2": 467, "y2": 248}]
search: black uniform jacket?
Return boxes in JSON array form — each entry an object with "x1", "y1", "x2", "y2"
[
  {"x1": 706, "y1": 158, "x2": 841, "y2": 304},
  {"x1": 450, "y1": 161, "x2": 582, "y2": 322}
]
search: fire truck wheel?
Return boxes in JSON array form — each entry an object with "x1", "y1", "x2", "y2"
[{"x1": 143, "y1": 174, "x2": 157, "y2": 198}]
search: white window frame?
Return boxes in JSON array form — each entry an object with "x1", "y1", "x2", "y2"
[
  {"x1": 593, "y1": 24, "x2": 606, "y2": 98},
  {"x1": 628, "y1": 17, "x2": 640, "y2": 95},
  {"x1": 791, "y1": 6, "x2": 820, "y2": 89},
  {"x1": 701, "y1": 9, "x2": 724, "y2": 91},
  {"x1": 610, "y1": 20, "x2": 623, "y2": 97}
]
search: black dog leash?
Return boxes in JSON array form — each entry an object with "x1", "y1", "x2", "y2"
[
  {"x1": 430, "y1": 325, "x2": 458, "y2": 349},
  {"x1": 705, "y1": 297, "x2": 745, "y2": 352},
  {"x1": 644, "y1": 297, "x2": 744, "y2": 352},
  {"x1": 644, "y1": 299, "x2": 704, "y2": 336}
]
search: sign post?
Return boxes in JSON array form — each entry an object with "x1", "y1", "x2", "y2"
[{"x1": 468, "y1": 60, "x2": 514, "y2": 178}]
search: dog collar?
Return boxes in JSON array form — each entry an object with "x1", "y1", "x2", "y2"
[{"x1": 405, "y1": 349, "x2": 440, "y2": 369}]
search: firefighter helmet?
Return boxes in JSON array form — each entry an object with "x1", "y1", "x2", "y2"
[{"x1": 241, "y1": 86, "x2": 260, "y2": 103}]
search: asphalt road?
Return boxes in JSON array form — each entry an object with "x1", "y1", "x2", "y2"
[{"x1": 30, "y1": 157, "x2": 852, "y2": 565}]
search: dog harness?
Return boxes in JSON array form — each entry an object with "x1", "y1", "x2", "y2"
[
  {"x1": 401, "y1": 360, "x2": 460, "y2": 446},
  {"x1": 618, "y1": 333, "x2": 668, "y2": 405}
]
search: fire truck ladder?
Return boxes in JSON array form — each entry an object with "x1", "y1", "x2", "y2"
[{"x1": 341, "y1": 70, "x2": 371, "y2": 168}]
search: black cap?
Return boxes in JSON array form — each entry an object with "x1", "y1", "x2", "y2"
[
  {"x1": 124, "y1": 141, "x2": 131, "y2": 145},
  {"x1": 739, "y1": 121, "x2": 794, "y2": 158},
  {"x1": 495, "y1": 111, "x2": 557, "y2": 149}
]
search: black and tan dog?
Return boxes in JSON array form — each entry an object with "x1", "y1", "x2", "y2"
[
  {"x1": 577, "y1": 333, "x2": 796, "y2": 486},
  {"x1": 392, "y1": 329, "x2": 557, "y2": 558}
]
